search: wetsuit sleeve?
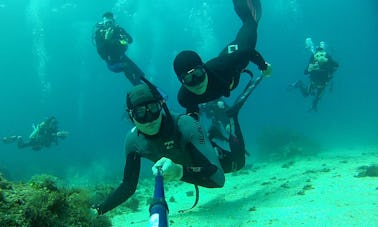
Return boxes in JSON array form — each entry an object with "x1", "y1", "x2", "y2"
[
  {"x1": 97, "y1": 151, "x2": 141, "y2": 214},
  {"x1": 119, "y1": 27, "x2": 133, "y2": 44},
  {"x1": 95, "y1": 29, "x2": 108, "y2": 61},
  {"x1": 216, "y1": 49, "x2": 267, "y2": 71},
  {"x1": 304, "y1": 56, "x2": 315, "y2": 75},
  {"x1": 250, "y1": 50, "x2": 268, "y2": 70},
  {"x1": 178, "y1": 115, "x2": 225, "y2": 188}
]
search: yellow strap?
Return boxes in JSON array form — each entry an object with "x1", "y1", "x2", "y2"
[{"x1": 229, "y1": 77, "x2": 235, "y2": 90}]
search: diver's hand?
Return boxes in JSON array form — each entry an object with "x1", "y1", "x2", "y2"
[
  {"x1": 56, "y1": 131, "x2": 69, "y2": 138},
  {"x1": 308, "y1": 63, "x2": 320, "y2": 72},
  {"x1": 262, "y1": 62, "x2": 272, "y2": 77},
  {"x1": 152, "y1": 157, "x2": 183, "y2": 181}
]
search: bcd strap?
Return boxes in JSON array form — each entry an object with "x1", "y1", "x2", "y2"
[{"x1": 178, "y1": 184, "x2": 199, "y2": 213}]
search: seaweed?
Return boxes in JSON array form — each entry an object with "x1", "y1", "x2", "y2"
[{"x1": 0, "y1": 173, "x2": 112, "y2": 227}]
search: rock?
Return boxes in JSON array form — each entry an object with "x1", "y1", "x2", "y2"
[{"x1": 355, "y1": 164, "x2": 378, "y2": 177}]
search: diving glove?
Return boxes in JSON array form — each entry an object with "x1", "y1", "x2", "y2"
[
  {"x1": 262, "y1": 62, "x2": 272, "y2": 77},
  {"x1": 152, "y1": 157, "x2": 183, "y2": 181}
]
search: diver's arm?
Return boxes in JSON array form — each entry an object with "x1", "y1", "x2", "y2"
[
  {"x1": 178, "y1": 115, "x2": 225, "y2": 188},
  {"x1": 249, "y1": 50, "x2": 268, "y2": 70},
  {"x1": 95, "y1": 30, "x2": 110, "y2": 61},
  {"x1": 221, "y1": 49, "x2": 267, "y2": 71},
  {"x1": 119, "y1": 27, "x2": 133, "y2": 44},
  {"x1": 97, "y1": 152, "x2": 141, "y2": 214},
  {"x1": 304, "y1": 56, "x2": 316, "y2": 74}
]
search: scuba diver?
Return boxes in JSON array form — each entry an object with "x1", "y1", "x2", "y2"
[
  {"x1": 92, "y1": 81, "x2": 249, "y2": 215},
  {"x1": 199, "y1": 98, "x2": 231, "y2": 143},
  {"x1": 2, "y1": 116, "x2": 68, "y2": 151},
  {"x1": 173, "y1": 0, "x2": 272, "y2": 118},
  {"x1": 290, "y1": 38, "x2": 339, "y2": 112},
  {"x1": 94, "y1": 12, "x2": 144, "y2": 85}
]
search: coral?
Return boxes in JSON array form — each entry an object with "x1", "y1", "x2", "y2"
[
  {"x1": 29, "y1": 174, "x2": 59, "y2": 191},
  {"x1": 0, "y1": 174, "x2": 112, "y2": 227},
  {"x1": 255, "y1": 127, "x2": 321, "y2": 161}
]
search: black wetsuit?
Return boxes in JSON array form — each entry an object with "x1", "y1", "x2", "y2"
[
  {"x1": 298, "y1": 53, "x2": 339, "y2": 111},
  {"x1": 177, "y1": 0, "x2": 267, "y2": 115},
  {"x1": 95, "y1": 24, "x2": 143, "y2": 85},
  {"x1": 98, "y1": 113, "x2": 249, "y2": 214}
]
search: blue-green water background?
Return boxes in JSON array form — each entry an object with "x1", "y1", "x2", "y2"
[{"x1": 0, "y1": 0, "x2": 377, "y2": 183}]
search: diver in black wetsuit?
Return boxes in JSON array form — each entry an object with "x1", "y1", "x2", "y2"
[
  {"x1": 291, "y1": 45, "x2": 339, "y2": 112},
  {"x1": 94, "y1": 12, "x2": 144, "y2": 85},
  {"x1": 173, "y1": 0, "x2": 272, "y2": 117},
  {"x1": 92, "y1": 83, "x2": 248, "y2": 215}
]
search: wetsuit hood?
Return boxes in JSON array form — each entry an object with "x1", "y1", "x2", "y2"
[{"x1": 174, "y1": 50, "x2": 203, "y2": 78}]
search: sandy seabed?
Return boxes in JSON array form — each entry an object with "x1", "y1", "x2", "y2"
[{"x1": 111, "y1": 147, "x2": 378, "y2": 227}]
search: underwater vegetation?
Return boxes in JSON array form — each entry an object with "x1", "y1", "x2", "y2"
[
  {"x1": 355, "y1": 164, "x2": 378, "y2": 178},
  {"x1": 0, "y1": 173, "x2": 111, "y2": 227},
  {"x1": 255, "y1": 127, "x2": 321, "y2": 161}
]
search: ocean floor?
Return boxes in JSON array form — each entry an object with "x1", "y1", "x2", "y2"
[{"x1": 110, "y1": 147, "x2": 378, "y2": 227}]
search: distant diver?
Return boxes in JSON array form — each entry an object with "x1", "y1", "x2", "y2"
[
  {"x1": 2, "y1": 116, "x2": 68, "y2": 151},
  {"x1": 94, "y1": 12, "x2": 144, "y2": 85},
  {"x1": 290, "y1": 38, "x2": 339, "y2": 111}
]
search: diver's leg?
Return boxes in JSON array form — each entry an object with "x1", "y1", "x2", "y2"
[
  {"x1": 208, "y1": 123, "x2": 228, "y2": 143},
  {"x1": 212, "y1": 113, "x2": 246, "y2": 172},
  {"x1": 233, "y1": 0, "x2": 261, "y2": 23},
  {"x1": 219, "y1": 0, "x2": 259, "y2": 56},
  {"x1": 311, "y1": 87, "x2": 325, "y2": 112},
  {"x1": 2, "y1": 136, "x2": 18, "y2": 144},
  {"x1": 122, "y1": 56, "x2": 144, "y2": 86},
  {"x1": 227, "y1": 115, "x2": 246, "y2": 171},
  {"x1": 17, "y1": 137, "x2": 31, "y2": 149},
  {"x1": 211, "y1": 141, "x2": 234, "y2": 173},
  {"x1": 298, "y1": 82, "x2": 309, "y2": 97}
]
